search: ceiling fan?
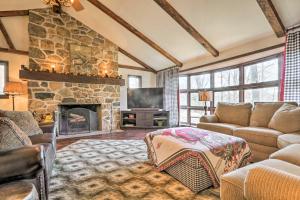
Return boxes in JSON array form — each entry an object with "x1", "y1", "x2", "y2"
[{"x1": 42, "y1": 0, "x2": 84, "y2": 14}]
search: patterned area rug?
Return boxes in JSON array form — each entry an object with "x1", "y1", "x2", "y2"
[{"x1": 50, "y1": 140, "x2": 220, "y2": 200}]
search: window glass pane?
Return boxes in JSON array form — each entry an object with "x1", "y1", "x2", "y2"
[
  {"x1": 128, "y1": 76, "x2": 141, "y2": 88},
  {"x1": 214, "y1": 68, "x2": 239, "y2": 88},
  {"x1": 190, "y1": 93, "x2": 210, "y2": 107},
  {"x1": 214, "y1": 90, "x2": 239, "y2": 105},
  {"x1": 0, "y1": 64, "x2": 5, "y2": 95},
  {"x1": 180, "y1": 109, "x2": 188, "y2": 123},
  {"x1": 190, "y1": 110, "x2": 205, "y2": 124},
  {"x1": 190, "y1": 74, "x2": 210, "y2": 89},
  {"x1": 244, "y1": 87, "x2": 278, "y2": 104},
  {"x1": 244, "y1": 58, "x2": 279, "y2": 84},
  {"x1": 180, "y1": 93, "x2": 187, "y2": 106},
  {"x1": 179, "y1": 76, "x2": 187, "y2": 90}
]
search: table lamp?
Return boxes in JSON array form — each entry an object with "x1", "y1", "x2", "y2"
[
  {"x1": 199, "y1": 91, "x2": 212, "y2": 115},
  {"x1": 4, "y1": 82, "x2": 26, "y2": 111}
]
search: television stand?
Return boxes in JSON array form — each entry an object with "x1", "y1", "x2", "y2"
[{"x1": 121, "y1": 110, "x2": 169, "y2": 129}]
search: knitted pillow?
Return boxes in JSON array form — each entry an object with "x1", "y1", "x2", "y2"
[
  {"x1": 0, "y1": 117, "x2": 32, "y2": 150},
  {"x1": 0, "y1": 110, "x2": 43, "y2": 136}
]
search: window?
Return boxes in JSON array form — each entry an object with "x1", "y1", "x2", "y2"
[
  {"x1": 180, "y1": 93, "x2": 187, "y2": 106},
  {"x1": 245, "y1": 87, "x2": 278, "y2": 104},
  {"x1": 190, "y1": 110, "x2": 205, "y2": 124},
  {"x1": 244, "y1": 58, "x2": 279, "y2": 84},
  {"x1": 190, "y1": 74, "x2": 210, "y2": 89},
  {"x1": 179, "y1": 55, "x2": 281, "y2": 125},
  {"x1": 214, "y1": 68, "x2": 239, "y2": 88},
  {"x1": 128, "y1": 75, "x2": 142, "y2": 88},
  {"x1": 214, "y1": 90, "x2": 239, "y2": 105},
  {"x1": 0, "y1": 61, "x2": 8, "y2": 97},
  {"x1": 180, "y1": 109, "x2": 188, "y2": 123},
  {"x1": 179, "y1": 76, "x2": 187, "y2": 90}
]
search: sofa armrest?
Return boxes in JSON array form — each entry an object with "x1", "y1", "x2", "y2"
[
  {"x1": 0, "y1": 145, "x2": 44, "y2": 183},
  {"x1": 199, "y1": 115, "x2": 219, "y2": 123},
  {"x1": 29, "y1": 130, "x2": 56, "y2": 154},
  {"x1": 244, "y1": 166, "x2": 300, "y2": 200}
]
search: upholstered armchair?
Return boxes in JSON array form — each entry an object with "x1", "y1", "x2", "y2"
[{"x1": 0, "y1": 110, "x2": 56, "y2": 200}]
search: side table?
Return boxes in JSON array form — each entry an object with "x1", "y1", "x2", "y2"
[{"x1": 0, "y1": 181, "x2": 39, "y2": 200}]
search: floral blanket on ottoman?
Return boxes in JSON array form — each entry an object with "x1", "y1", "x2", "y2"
[{"x1": 144, "y1": 127, "x2": 252, "y2": 187}]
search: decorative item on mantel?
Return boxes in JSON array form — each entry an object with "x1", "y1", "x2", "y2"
[
  {"x1": 19, "y1": 69, "x2": 125, "y2": 86},
  {"x1": 19, "y1": 64, "x2": 125, "y2": 86},
  {"x1": 198, "y1": 91, "x2": 213, "y2": 115}
]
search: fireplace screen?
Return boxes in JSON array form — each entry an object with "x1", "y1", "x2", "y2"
[{"x1": 59, "y1": 104, "x2": 100, "y2": 135}]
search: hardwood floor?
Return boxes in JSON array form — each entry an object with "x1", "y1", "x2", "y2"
[{"x1": 56, "y1": 129, "x2": 155, "y2": 150}]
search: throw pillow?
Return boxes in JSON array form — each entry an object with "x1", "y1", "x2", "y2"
[
  {"x1": 0, "y1": 117, "x2": 32, "y2": 150},
  {"x1": 250, "y1": 102, "x2": 297, "y2": 127},
  {"x1": 269, "y1": 104, "x2": 300, "y2": 133},
  {"x1": 0, "y1": 110, "x2": 43, "y2": 136},
  {"x1": 215, "y1": 102, "x2": 253, "y2": 126}
]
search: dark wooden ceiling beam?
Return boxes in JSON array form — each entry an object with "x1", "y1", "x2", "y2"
[
  {"x1": 0, "y1": 47, "x2": 28, "y2": 55},
  {"x1": 119, "y1": 64, "x2": 156, "y2": 73},
  {"x1": 0, "y1": 19, "x2": 15, "y2": 49},
  {"x1": 87, "y1": 0, "x2": 182, "y2": 67},
  {"x1": 256, "y1": 0, "x2": 285, "y2": 37},
  {"x1": 0, "y1": 10, "x2": 29, "y2": 17},
  {"x1": 154, "y1": 0, "x2": 219, "y2": 57},
  {"x1": 119, "y1": 47, "x2": 157, "y2": 73}
]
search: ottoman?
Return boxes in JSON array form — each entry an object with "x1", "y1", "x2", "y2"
[
  {"x1": 145, "y1": 127, "x2": 252, "y2": 193},
  {"x1": 165, "y1": 157, "x2": 212, "y2": 193}
]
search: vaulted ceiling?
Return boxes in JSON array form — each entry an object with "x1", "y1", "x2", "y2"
[{"x1": 0, "y1": 0, "x2": 300, "y2": 71}]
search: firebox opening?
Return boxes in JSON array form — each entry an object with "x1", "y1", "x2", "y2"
[{"x1": 58, "y1": 103, "x2": 101, "y2": 135}]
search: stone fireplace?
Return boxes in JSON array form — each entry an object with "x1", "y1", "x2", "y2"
[{"x1": 26, "y1": 8, "x2": 121, "y2": 133}]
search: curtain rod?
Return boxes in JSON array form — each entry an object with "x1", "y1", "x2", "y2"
[{"x1": 286, "y1": 24, "x2": 300, "y2": 32}]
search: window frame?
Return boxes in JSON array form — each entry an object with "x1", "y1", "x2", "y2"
[
  {"x1": 179, "y1": 54, "x2": 282, "y2": 125},
  {"x1": 128, "y1": 75, "x2": 142, "y2": 89},
  {"x1": 0, "y1": 61, "x2": 9, "y2": 99}
]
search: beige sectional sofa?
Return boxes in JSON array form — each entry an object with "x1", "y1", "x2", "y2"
[
  {"x1": 220, "y1": 144, "x2": 300, "y2": 200},
  {"x1": 198, "y1": 102, "x2": 300, "y2": 162}
]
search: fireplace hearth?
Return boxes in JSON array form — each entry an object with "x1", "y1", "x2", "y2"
[{"x1": 58, "y1": 103, "x2": 101, "y2": 135}]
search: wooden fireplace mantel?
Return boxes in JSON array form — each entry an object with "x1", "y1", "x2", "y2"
[{"x1": 19, "y1": 70, "x2": 125, "y2": 86}]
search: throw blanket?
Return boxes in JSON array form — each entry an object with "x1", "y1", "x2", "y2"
[{"x1": 144, "y1": 127, "x2": 252, "y2": 187}]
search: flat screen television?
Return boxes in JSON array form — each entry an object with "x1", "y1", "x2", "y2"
[{"x1": 127, "y1": 88, "x2": 164, "y2": 109}]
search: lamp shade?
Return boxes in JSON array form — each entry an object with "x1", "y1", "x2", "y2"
[
  {"x1": 4, "y1": 82, "x2": 26, "y2": 95},
  {"x1": 199, "y1": 91, "x2": 212, "y2": 101}
]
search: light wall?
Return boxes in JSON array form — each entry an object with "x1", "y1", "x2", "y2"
[
  {"x1": 118, "y1": 68, "x2": 156, "y2": 110},
  {"x1": 180, "y1": 35, "x2": 285, "y2": 74},
  {"x1": 0, "y1": 52, "x2": 29, "y2": 111}
]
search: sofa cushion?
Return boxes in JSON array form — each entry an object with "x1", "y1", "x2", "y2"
[
  {"x1": 215, "y1": 103, "x2": 252, "y2": 126},
  {"x1": 270, "y1": 144, "x2": 300, "y2": 166},
  {"x1": 250, "y1": 102, "x2": 297, "y2": 127},
  {"x1": 220, "y1": 159, "x2": 300, "y2": 200},
  {"x1": 0, "y1": 117, "x2": 32, "y2": 150},
  {"x1": 0, "y1": 110, "x2": 43, "y2": 136},
  {"x1": 197, "y1": 122, "x2": 241, "y2": 135},
  {"x1": 277, "y1": 133, "x2": 300, "y2": 148},
  {"x1": 269, "y1": 104, "x2": 300, "y2": 133},
  {"x1": 233, "y1": 127, "x2": 282, "y2": 148}
]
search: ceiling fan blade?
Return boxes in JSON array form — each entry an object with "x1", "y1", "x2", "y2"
[{"x1": 72, "y1": 0, "x2": 84, "y2": 11}]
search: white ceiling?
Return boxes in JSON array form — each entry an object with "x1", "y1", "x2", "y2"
[{"x1": 0, "y1": 0, "x2": 300, "y2": 71}]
